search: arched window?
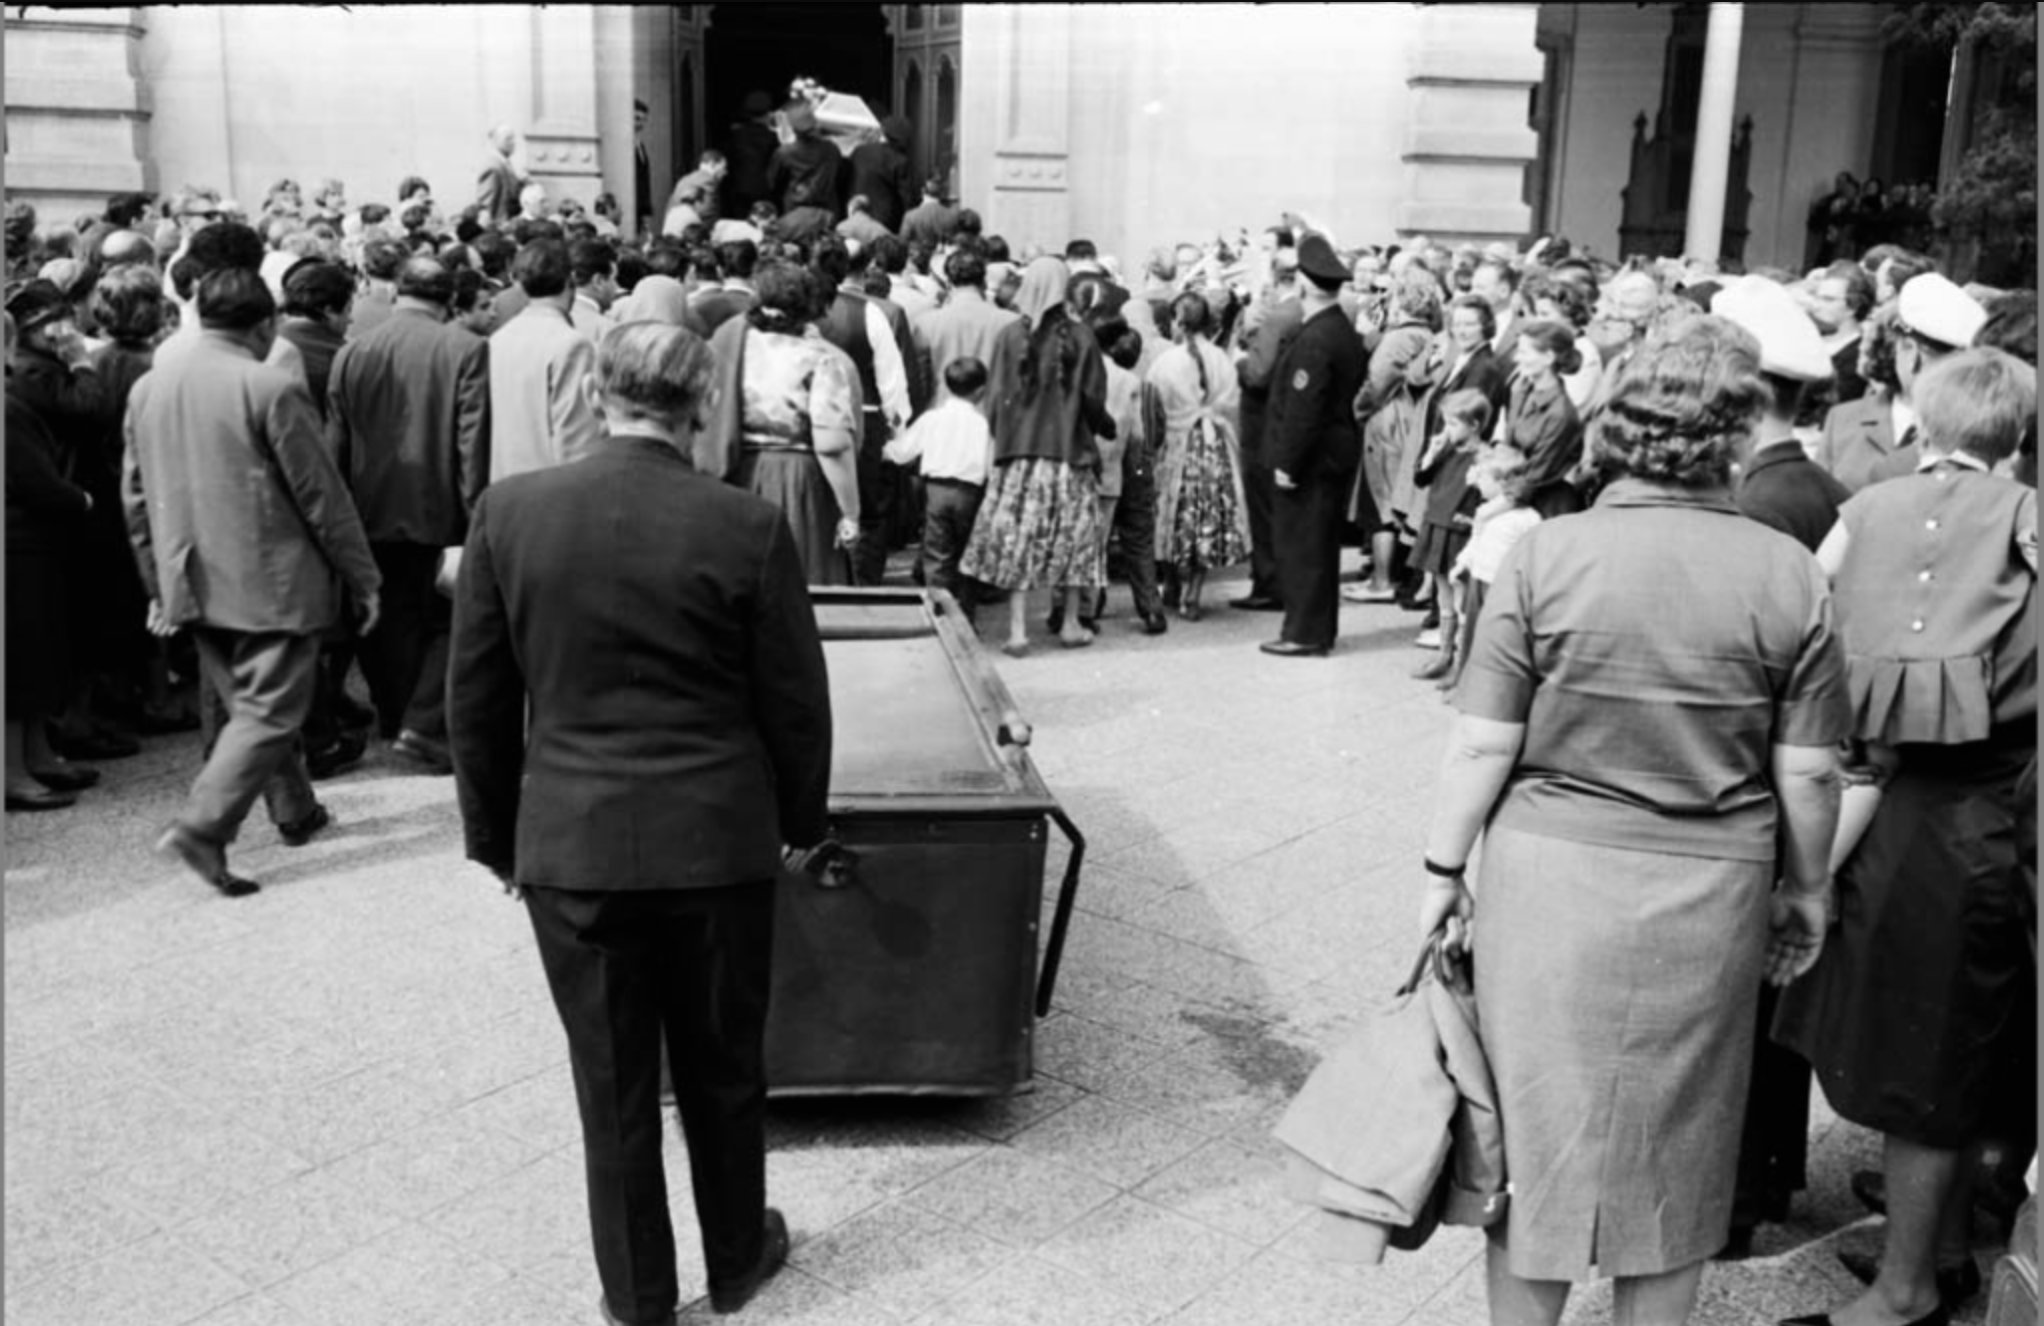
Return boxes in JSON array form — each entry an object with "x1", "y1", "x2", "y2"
[{"x1": 936, "y1": 55, "x2": 958, "y2": 184}]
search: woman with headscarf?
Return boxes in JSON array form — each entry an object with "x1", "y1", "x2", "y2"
[
  {"x1": 695, "y1": 262, "x2": 861, "y2": 583},
  {"x1": 610, "y1": 273, "x2": 700, "y2": 335},
  {"x1": 961, "y1": 257, "x2": 1114, "y2": 656}
]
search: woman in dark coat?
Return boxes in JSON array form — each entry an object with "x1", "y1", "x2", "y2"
[
  {"x1": 1501, "y1": 318, "x2": 1587, "y2": 519},
  {"x1": 4, "y1": 304, "x2": 99, "y2": 809}
]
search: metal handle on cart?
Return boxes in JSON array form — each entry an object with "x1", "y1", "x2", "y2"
[
  {"x1": 996, "y1": 710, "x2": 1033, "y2": 749},
  {"x1": 1034, "y1": 805, "x2": 1087, "y2": 1016}
]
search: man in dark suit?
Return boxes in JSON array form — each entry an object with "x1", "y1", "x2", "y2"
[
  {"x1": 448, "y1": 321, "x2": 830, "y2": 1325},
  {"x1": 814, "y1": 236, "x2": 913, "y2": 584},
  {"x1": 632, "y1": 100, "x2": 653, "y2": 236},
  {"x1": 898, "y1": 178, "x2": 959, "y2": 249},
  {"x1": 1262, "y1": 233, "x2": 1365, "y2": 657},
  {"x1": 125, "y1": 269, "x2": 381, "y2": 895},
  {"x1": 846, "y1": 115, "x2": 916, "y2": 232},
  {"x1": 326, "y1": 256, "x2": 490, "y2": 773},
  {"x1": 1233, "y1": 250, "x2": 1303, "y2": 610},
  {"x1": 693, "y1": 239, "x2": 759, "y2": 334}
]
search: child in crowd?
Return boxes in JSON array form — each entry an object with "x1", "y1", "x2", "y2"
[
  {"x1": 884, "y1": 356, "x2": 995, "y2": 623},
  {"x1": 1410, "y1": 388, "x2": 1493, "y2": 677},
  {"x1": 1818, "y1": 346, "x2": 2038, "y2": 871},
  {"x1": 1433, "y1": 442, "x2": 1540, "y2": 691}
]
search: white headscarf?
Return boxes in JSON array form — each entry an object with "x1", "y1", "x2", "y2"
[{"x1": 1013, "y1": 256, "x2": 1069, "y2": 328}]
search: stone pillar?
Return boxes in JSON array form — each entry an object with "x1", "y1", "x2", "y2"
[
  {"x1": 1397, "y1": 3, "x2": 1544, "y2": 247},
  {"x1": 523, "y1": 5, "x2": 604, "y2": 207},
  {"x1": 1683, "y1": 3, "x2": 1745, "y2": 262},
  {"x1": 962, "y1": 3, "x2": 1071, "y2": 253},
  {"x1": 3, "y1": 7, "x2": 154, "y2": 234}
]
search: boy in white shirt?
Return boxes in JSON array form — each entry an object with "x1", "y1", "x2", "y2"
[{"x1": 883, "y1": 357, "x2": 993, "y2": 622}]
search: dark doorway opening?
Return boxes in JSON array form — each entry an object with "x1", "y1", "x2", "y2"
[
  {"x1": 705, "y1": 4, "x2": 894, "y2": 141},
  {"x1": 1870, "y1": 40, "x2": 1951, "y2": 193}
]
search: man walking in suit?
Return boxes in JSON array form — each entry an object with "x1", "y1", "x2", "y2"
[
  {"x1": 326, "y1": 256, "x2": 490, "y2": 774},
  {"x1": 488, "y1": 238, "x2": 603, "y2": 482},
  {"x1": 125, "y1": 269, "x2": 381, "y2": 895},
  {"x1": 913, "y1": 248, "x2": 1021, "y2": 402},
  {"x1": 1262, "y1": 233, "x2": 1365, "y2": 658},
  {"x1": 632, "y1": 100, "x2": 653, "y2": 237},
  {"x1": 475, "y1": 124, "x2": 524, "y2": 228},
  {"x1": 448, "y1": 321, "x2": 831, "y2": 1324}
]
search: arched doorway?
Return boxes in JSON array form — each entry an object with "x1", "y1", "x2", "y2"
[{"x1": 667, "y1": 5, "x2": 961, "y2": 214}]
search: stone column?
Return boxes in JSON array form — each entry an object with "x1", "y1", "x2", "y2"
[
  {"x1": 1397, "y1": 3, "x2": 1544, "y2": 247},
  {"x1": 3, "y1": 7, "x2": 154, "y2": 233},
  {"x1": 523, "y1": 5, "x2": 604, "y2": 207},
  {"x1": 1683, "y1": 3, "x2": 1745, "y2": 262},
  {"x1": 963, "y1": 3, "x2": 1071, "y2": 253}
]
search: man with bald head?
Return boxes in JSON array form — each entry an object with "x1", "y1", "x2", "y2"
[
  {"x1": 1586, "y1": 268, "x2": 1662, "y2": 416},
  {"x1": 476, "y1": 124, "x2": 525, "y2": 228},
  {"x1": 98, "y1": 230, "x2": 157, "y2": 271},
  {"x1": 325, "y1": 255, "x2": 491, "y2": 771}
]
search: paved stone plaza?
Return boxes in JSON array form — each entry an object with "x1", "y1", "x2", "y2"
[{"x1": 4, "y1": 572, "x2": 1984, "y2": 1325}]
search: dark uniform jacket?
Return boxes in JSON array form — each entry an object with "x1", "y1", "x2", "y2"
[
  {"x1": 846, "y1": 118, "x2": 916, "y2": 231},
  {"x1": 1266, "y1": 303, "x2": 1367, "y2": 482},
  {"x1": 1239, "y1": 296, "x2": 1305, "y2": 463},
  {"x1": 326, "y1": 305, "x2": 492, "y2": 547},
  {"x1": 447, "y1": 433, "x2": 833, "y2": 889},
  {"x1": 767, "y1": 132, "x2": 842, "y2": 216},
  {"x1": 1737, "y1": 439, "x2": 1850, "y2": 553},
  {"x1": 5, "y1": 387, "x2": 93, "y2": 554}
]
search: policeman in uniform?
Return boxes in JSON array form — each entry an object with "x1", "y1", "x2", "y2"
[{"x1": 1261, "y1": 233, "x2": 1365, "y2": 656}]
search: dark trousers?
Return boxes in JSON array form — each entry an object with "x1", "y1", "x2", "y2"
[
  {"x1": 525, "y1": 881, "x2": 777, "y2": 1325},
  {"x1": 303, "y1": 640, "x2": 362, "y2": 749},
  {"x1": 854, "y1": 412, "x2": 898, "y2": 585},
  {"x1": 1237, "y1": 405, "x2": 1282, "y2": 602},
  {"x1": 188, "y1": 628, "x2": 320, "y2": 842},
  {"x1": 1273, "y1": 473, "x2": 1349, "y2": 649},
  {"x1": 1112, "y1": 454, "x2": 1163, "y2": 619},
  {"x1": 921, "y1": 479, "x2": 982, "y2": 619},
  {"x1": 1733, "y1": 981, "x2": 1811, "y2": 1230},
  {"x1": 357, "y1": 543, "x2": 451, "y2": 742}
]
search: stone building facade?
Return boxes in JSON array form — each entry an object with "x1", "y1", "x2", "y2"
[{"x1": 4, "y1": 4, "x2": 1966, "y2": 271}]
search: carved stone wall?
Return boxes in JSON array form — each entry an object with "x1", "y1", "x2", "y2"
[
  {"x1": 4, "y1": 7, "x2": 153, "y2": 233},
  {"x1": 1397, "y1": 4, "x2": 1545, "y2": 245}
]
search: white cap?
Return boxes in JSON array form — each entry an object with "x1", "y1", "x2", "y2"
[
  {"x1": 1711, "y1": 277, "x2": 1832, "y2": 382},
  {"x1": 1897, "y1": 272, "x2": 1987, "y2": 350}
]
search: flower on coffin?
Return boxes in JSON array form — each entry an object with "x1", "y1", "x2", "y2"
[{"x1": 787, "y1": 77, "x2": 829, "y2": 109}]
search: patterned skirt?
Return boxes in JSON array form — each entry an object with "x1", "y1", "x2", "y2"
[
  {"x1": 1155, "y1": 413, "x2": 1250, "y2": 573},
  {"x1": 960, "y1": 457, "x2": 1104, "y2": 590}
]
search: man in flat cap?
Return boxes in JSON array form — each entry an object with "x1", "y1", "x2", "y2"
[
  {"x1": 1817, "y1": 271, "x2": 1985, "y2": 493},
  {"x1": 1715, "y1": 277, "x2": 1852, "y2": 553},
  {"x1": 1261, "y1": 232, "x2": 1365, "y2": 657}
]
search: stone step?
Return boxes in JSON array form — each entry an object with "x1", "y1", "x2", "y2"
[{"x1": 5, "y1": 156, "x2": 150, "y2": 195}]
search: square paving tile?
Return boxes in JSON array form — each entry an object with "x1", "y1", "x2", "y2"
[
  {"x1": 917, "y1": 1252, "x2": 1162, "y2": 1326},
  {"x1": 3, "y1": 1229, "x2": 251, "y2": 1326},
  {"x1": 1007, "y1": 1093, "x2": 1209, "y2": 1190},
  {"x1": 175, "y1": 1159, "x2": 413, "y2": 1289},
  {"x1": 1035, "y1": 1194, "x2": 1260, "y2": 1314},
  {"x1": 266, "y1": 1222, "x2": 516, "y2": 1326},
  {"x1": 902, "y1": 1144, "x2": 1122, "y2": 1248},
  {"x1": 793, "y1": 1199, "x2": 1018, "y2": 1319}
]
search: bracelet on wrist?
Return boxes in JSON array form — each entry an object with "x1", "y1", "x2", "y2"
[{"x1": 1423, "y1": 856, "x2": 1466, "y2": 880}]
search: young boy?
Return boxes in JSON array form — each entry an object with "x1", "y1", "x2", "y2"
[{"x1": 884, "y1": 357, "x2": 994, "y2": 622}]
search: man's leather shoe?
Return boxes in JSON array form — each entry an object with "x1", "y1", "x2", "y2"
[
  {"x1": 305, "y1": 731, "x2": 367, "y2": 780},
  {"x1": 1260, "y1": 640, "x2": 1329, "y2": 658},
  {"x1": 709, "y1": 1208, "x2": 789, "y2": 1314},
  {"x1": 30, "y1": 763, "x2": 101, "y2": 792},
  {"x1": 155, "y1": 824, "x2": 260, "y2": 897},
  {"x1": 1781, "y1": 1306, "x2": 1949, "y2": 1326},
  {"x1": 1229, "y1": 595, "x2": 1283, "y2": 611},
  {"x1": 599, "y1": 1296, "x2": 676, "y2": 1325},
  {"x1": 7, "y1": 785, "x2": 77, "y2": 811},
  {"x1": 1837, "y1": 1250, "x2": 1980, "y2": 1310},
  {"x1": 392, "y1": 730, "x2": 453, "y2": 775},
  {"x1": 277, "y1": 803, "x2": 332, "y2": 848},
  {"x1": 1138, "y1": 612, "x2": 1168, "y2": 636}
]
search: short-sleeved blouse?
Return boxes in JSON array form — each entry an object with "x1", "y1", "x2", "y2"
[
  {"x1": 739, "y1": 328, "x2": 860, "y2": 452},
  {"x1": 1831, "y1": 464, "x2": 2038, "y2": 744},
  {"x1": 1457, "y1": 478, "x2": 1851, "y2": 862}
]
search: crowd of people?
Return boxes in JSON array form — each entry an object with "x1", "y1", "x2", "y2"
[{"x1": 2, "y1": 82, "x2": 2037, "y2": 1326}]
